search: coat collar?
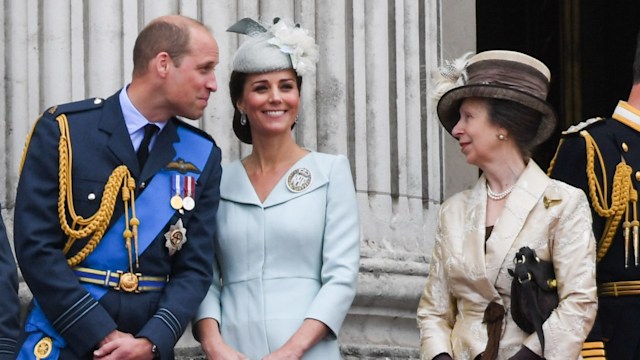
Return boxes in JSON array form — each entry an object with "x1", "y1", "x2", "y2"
[
  {"x1": 97, "y1": 91, "x2": 179, "y2": 182},
  {"x1": 221, "y1": 151, "x2": 330, "y2": 208}
]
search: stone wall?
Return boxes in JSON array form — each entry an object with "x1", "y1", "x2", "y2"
[{"x1": 1, "y1": 0, "x2": 477, "y2": 357}]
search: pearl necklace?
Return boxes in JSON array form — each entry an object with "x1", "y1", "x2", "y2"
[{"x1": 487, "y1": 183, "x2": 514, "y2": 200}]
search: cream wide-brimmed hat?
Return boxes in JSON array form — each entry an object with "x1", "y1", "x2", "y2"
[{"x1": 435, "y1": 50, "x2": 557, "y2": 147}]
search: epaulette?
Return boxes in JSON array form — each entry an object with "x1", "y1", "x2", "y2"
[
  {"x1": 174, "y1": 118, "x2": 214, "y2": 142},
  {"x1": 560, "y1": 117, "x2": 605, "y2": 136},
  {"x1": 44, "y1": 97, "x2": 105, "y2": 118}
]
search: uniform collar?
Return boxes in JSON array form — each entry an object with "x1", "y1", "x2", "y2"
[
  {"x1": 119, "y1": 85, "x2": 169, "y2": 134},
  {"x1": 612, "y1": 100, "x2": 640, "y2": 132}
]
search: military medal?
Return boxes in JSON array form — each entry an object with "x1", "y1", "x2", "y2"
[
  {"x1": 286, "y1": 168, "x2": 312, "y2": 193},
  {"x1": 182, "y1": 176, "x2": 196, "y2": 211},
  {"x1": 34, "y1": 336, "x2": 53, "y2": 360},
  {"x1": 164, "y1": 219, "x2": 188, "y2": 255},
  {"x1": 170, "y1": 174, "x2": 183, "y2": 210}
]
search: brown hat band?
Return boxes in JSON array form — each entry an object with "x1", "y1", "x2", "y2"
[{"x1": 467, "y1": 60, "x2": 550, "y2": 101}]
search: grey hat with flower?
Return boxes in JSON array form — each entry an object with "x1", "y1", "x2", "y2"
[{"x1": 227, "y1": 17, "x2": 319, "y2": 143}]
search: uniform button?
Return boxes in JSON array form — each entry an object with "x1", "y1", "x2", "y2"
[
  {"x1": 636, "y1": 171, "x2": 640, "y2": 182},
  {"x1": 94, "y1": 98, "x2": 103, "y2": 104},
  {"x1": 622, "y1": 142, "x2": 629, "y2": 152},
  {"x1": 88, "y1": 193, "x2": 96, "y2": 200},
  {"x1": 140, "y1": 182, "x2": 146, "y2": 189}
]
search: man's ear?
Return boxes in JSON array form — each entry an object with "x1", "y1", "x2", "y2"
[{"x1": 154, "y1": 52, "x2": 171, "y2": 78}]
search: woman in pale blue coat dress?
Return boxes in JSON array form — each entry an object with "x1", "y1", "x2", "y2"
[{"x1": 194, "y1": 18, "x2": 360, "y2": 360}]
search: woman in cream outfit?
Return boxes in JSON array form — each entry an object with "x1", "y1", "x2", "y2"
[
  {"x1": 417, "y1": 51, "x2": 597, "y2": 360},
  {"x1": 194, "y1": 18, "x2": 360, "y2": 360}
]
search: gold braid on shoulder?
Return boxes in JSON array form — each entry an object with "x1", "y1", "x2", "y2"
[
  {"x1": 55, "y1": 114, "x2": 139, "y2": 267},
  {"x1": 581, "y1": 130, "x2": 634, "y2": 262}
]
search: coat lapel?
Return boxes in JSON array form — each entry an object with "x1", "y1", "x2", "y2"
[
  {"x1": 485, "y1": 161, "x2": 550, "y2": 283},
  {"x1": 98, "y1": 93, "x2": 139, "y2": 174}
]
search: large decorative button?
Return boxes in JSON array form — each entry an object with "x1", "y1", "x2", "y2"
[
  {"x1": 286, "y1": 168, "x2": 312, "y2": 193},
  {"x1": 88, "y1": 193, "x2": 96, "y2": 201},
  {"x1": 118, "y1": 272, "x2": 139, "y2": 292}
]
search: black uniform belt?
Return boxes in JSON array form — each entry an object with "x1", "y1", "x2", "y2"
[
  {"x1": 73, "y1": 266, "x2": 168, "y2": 293},
  {"x1": 598, "y1": 280, "x2": 640, "y2": 297}
]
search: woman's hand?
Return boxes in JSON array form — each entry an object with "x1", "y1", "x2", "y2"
[
  {"x1": 203, "y1": 341, "x2": 249, "y2": 360},
  {"x1": 261, "y1": 319, "x2": 330, "y2": 360},
  {"x1": 195, "y1": 318, "x2": 249, "y2": 360},
  {"x1": 507, "y1": 346, "x2": 543, "y2": 360},
  {"x1": 261, "y1": 345, "x2": 303, "y2": 360}
]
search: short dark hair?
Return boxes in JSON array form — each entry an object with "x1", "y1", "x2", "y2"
[
  {"x1": 487, "y1": 98, "x2": 544, "y2": 159},
  {"x1": 229, "y1": 71, "x2": 302, "y2": 144},
  {"x1": 132, "y1": 18, "x2": 204, "y2": 77}
]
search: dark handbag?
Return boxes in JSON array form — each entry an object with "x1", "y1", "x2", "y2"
[{"x1": 508, "y1": 246, "x2": 559, "y2": 354}]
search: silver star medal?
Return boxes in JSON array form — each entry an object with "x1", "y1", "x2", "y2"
[
  {"x1": 286, "y1": 168, "x2": 312, "y2": 193},
  {"x1": 164, "y1": 219, "x2": 187, "y2": 255}
]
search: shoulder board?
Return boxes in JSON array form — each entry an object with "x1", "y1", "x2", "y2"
[
  {"x1": 561, "y1": 117, "x2": 605, "y2": 136},
  {"x1": 174, "y1": 118, "x2": 214, "y2": 142},
  {"x1": 44, "y1": 97, "x2": 105, "y2": 118}
]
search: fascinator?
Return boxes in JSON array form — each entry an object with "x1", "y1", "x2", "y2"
[
  {"x1": 227, "y1": 17, "x2": 319, "y2": 77},
  {"x1": 434, "y1": 50, "x2": 556, "y2": 147}
]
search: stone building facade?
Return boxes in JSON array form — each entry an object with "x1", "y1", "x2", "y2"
[{"x1": 0, "y1": 0, "x2": 477, "y2": 358}]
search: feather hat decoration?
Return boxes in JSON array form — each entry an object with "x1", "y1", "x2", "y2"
[{"x1": 431, "y1": 52, "x2": 473, "y2": 105}]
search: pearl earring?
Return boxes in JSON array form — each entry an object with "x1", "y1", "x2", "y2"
[
  {"x1": 240, "y1": 113, "x2": 247, "y2": 126},
  {"x1": 497, "y1": 133, "x2": 506, "y2": 140}
]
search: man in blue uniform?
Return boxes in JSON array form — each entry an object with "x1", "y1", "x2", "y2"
[
  {"x1": 549, "y1": 31, "x2": 640, "y2": 360},
  {"x1": 0, "y1": 205, "x2": 20, "y2": 359},
  {"x1": 14, "y1": 15, "x2": 222, "y2": 359}
]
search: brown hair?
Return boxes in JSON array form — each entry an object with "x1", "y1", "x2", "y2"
[
  {"x1": 132, "y1": 17, "x2": 206, "y2": 77},
  {"x1": 487, "y1": 98, "x2": 544, "y2": 159}
]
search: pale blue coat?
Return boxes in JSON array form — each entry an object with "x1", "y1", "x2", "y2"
[{"x1": 195, "y1": 152, "x2": 360, "y2": 359}]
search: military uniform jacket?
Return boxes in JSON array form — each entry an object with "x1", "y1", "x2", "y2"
[
  {"x1": 549, "y1": 101, "x2": 640, "y2": 357},
  {"x1": 417, "y1": 161, "x2": 597, "y2": 360},
  {"x1": 195, "y1": 153, "x2": 360, "y2": 359},
  {"x1": 14, "y1": 91, "x2": 222, "y2": 359},
  {"x1": 0, "y1": 205, "x2": 20, "y2": 360}
]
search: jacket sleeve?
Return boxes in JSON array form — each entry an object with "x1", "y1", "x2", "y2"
[
  {"x1": 0, "y1": 207, "x2": 19, "y2": 360},
  {"x1": 137, "y1": 142, "x2": 222, "y2": 358},
  {"x1": 304, "y1": 155, "x2": 360, "y2": 337},
  {"x1": 14, "y1": 115, "x2": 117, "y2": 356},
  {"x1": 416, "y1": 208, "x2": 457, "y2": 360},
  {"x1": 522, "y1": 188, "x2": 598, "y2": 359},
  {"x1": 193, "y1": 233, "x2": 223, "y2": 325}
]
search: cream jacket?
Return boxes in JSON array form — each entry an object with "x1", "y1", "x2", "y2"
[{"x1": 417, "y1": 161, "x2": 597, "y2": 360}]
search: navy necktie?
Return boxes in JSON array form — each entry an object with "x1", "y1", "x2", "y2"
[{"x1": 137, "y1": 124, "x2": 159, "y2": 169}]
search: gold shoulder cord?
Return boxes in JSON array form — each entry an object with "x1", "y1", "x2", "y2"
[
  {"x1": 581, "y1": 130, "x2": 636, "y2": 263},
  {"x1": 53, "y1": 114, "x2": 140, "y2": 269}
]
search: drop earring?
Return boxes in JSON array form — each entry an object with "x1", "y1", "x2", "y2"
[{"x1": 240, "y1": 113, "x2": 247, "y2": 126}]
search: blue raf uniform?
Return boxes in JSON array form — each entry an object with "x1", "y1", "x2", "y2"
[
  {"x1": 0, "y1": 203, "x2": 20, "y2": 359},
  {"x1": 549, "y1": 101, "x2": 640, "y2": 359},
  {"x1": 14, "y1": 90, "x2": 222, "y2": 359}
]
